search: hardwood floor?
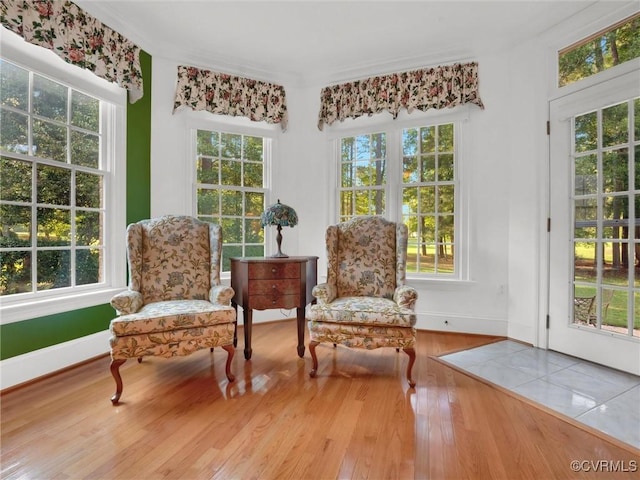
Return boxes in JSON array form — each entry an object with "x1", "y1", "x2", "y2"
[{"x1": 2, "y1": 320, "x2": 638, "y2": 479}]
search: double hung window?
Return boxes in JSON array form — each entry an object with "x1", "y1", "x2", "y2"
[
  {"x1": 336, "y1": 119, "x2": 463, "y2": 278},
  {"x1": 0, "y1": 40, "x2": 125, "y2": 316},
  {"x1": 193, "y1": 128, "x2": 269, "y2": 271}
]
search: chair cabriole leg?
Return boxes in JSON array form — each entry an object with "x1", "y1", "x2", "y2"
[
  {"x1": 403, "y1": 348, "x2": 416, "y2": 388},
  {"x1": 110, "y1": 359, "x2": 127, "y2": 405},
  {"x1": 309, "y1": 341, "x2": 319, "y2": 377},
  {"x1": 222, "y1": 344, "x2": 235, "y2": 382}
]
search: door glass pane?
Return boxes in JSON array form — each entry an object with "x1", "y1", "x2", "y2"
[{"x1": 571, "y1": 98, "x2": 638, "y2": 337}]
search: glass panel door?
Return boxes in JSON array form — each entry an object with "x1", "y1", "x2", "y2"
[{"x1": 548, "y1": 69, "x2": 639, "y2": 375}]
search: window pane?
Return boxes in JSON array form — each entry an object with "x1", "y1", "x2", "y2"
[
  {"x1": 37, "y1": 249, "x2": 70, "y2": 290},
  {"x1": 245, "y1": 218, "x2": 263, "y2": 243},
  {"x1": 33, "y1": 74, "x2": 67, "y2": 122},
  {"x1": 221, "y1": 190, "x2": 242, "y2": 215},
  {"x1": 403, "y1": 187, "x2": 417, "y2": 214},
  {"x1": 76, "y1": 211, "x2": 102, "y2": 246},
  {"x1": 403, "y1": 128, "x2": 417, "y2": 155},
  {"x1": 221, "y1": 217, "x2": 242, "y2": 243},
  {"x1": 438, "y1": 154, "x2": 454, "y2": 181},
  {"x1": 602, "y1": 102, "x2": 628, "y2": 148},
  {"x1": 198, "y1": 156, "x2": 219, "y2": 184},
  {"x1": 0, "y1": 250, "x2": 32, "y2": 295},
  {"x1": 0, "y1": 204, "x2": 31, "y2": 245},
  {"x1": 244, "y1": 162, "x2": 263, "y2": 188},
  {"x1": 574, "y1": 154, "x2": 597, "y2": 195},
  {"x1": 575, "y1": 112, "x2": 597, "y2": 152},
  {"x1": 197, "y1": 189, "x2": 219, "y2": 215},
  {"x1": 1, "y1": 60, "x2": 28, "y2": 110},
  {"x1": 37, "y1": 207, "x2": 70, "y2": 245},
  {"x1": 245, "y1": 191, "x2": 263, "y2": 217},
  {"x1": 559, "y1": 14, "x2": 640, "y2": 86},
  {"x1": 602, "y1": 149, "x2": 628, "y2": 193},
  {"x1": 419, "y1": 186, "x2": 435, "y2": 212},
  {"x1": 402, "y1": 156, "x2": 418, "y2": 183},
  {"x1": 243, "y1": 136, "x2": 263, "y2": 161},
  {"x1": 421, "y1": 155, "x2": 435, "y2": 182},
  {"x1": 438, "y1": 185, "x2": 455, "y2": 213},
  {"x1": 37, "y1": 164, "x2": 71, "y2": 205},
  {"x1": 76, "y1": 172, "x2": 102, "y2": 208},
  {"x1": 70, "y1": 130, "x2": 99, "y2": 168},
  {"x1": 342, "y1": 162, "x2": 353, "y2": 187},
  {"x1": 33, "y1": 119, "x2": 67, "y2": 162},
  {"x1": 221, "y1": 159, "x2": 241, "y2": 185},
  {"x1": 1, "y1": 157, "x2": 32, "y2": 202},
  {"x1": 438, "y1": 124, "x2": 454, "y2": 152},
  {"x1": 221, "y1": 133, "x2": 241, "y2": 158},
  {"x1": 76, "y1": 248, "x2": 101, "y2": 285},
  {"x1": 420, "y1": 126, "x2": 435, "y2": 153},
  {"x1": 197, "y1": 130, "x2": 219, "y2": 156},
  {"x1": 71, "y1": 91, "x2": 99, "y2": 131},
  {"x1": 575, "y1": 242, "x2": 597, "y2": 283},
  {"x1": 635, "y1": 98, "x2": 640, "y2": 141},
  {"x1": 0, "y1": 108, "x2": 28, "y2": 153}
]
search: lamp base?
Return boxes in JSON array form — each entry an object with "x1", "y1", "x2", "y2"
[{"x1": 271, "y1": 224, "x2": 288, "y2": 258}]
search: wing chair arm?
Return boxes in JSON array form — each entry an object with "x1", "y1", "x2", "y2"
[
  {"x1": 210, "y1": 285, "x2": 235, "y2": 305},
  {"x1": 394, "y1": 285, "x2": 418, "y2": 310},
  {"x1": 110, "y1": 290, "x2": 144, "y2": 315},
  {"x1": 312, "y1": 283, "x2": 336, "y2": 304}
]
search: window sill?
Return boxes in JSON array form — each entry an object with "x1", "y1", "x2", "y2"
[
  {"x1": 0, "y1": 287, "x2": 126, "y2": 325},
  {"x1": 406, "y1": 276, "x2": 476, "y2": 288}
]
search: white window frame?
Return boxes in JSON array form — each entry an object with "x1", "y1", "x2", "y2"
[
  {"x1": 327, "y1": 108, "x2": 471, "y2": 282},
  {"x1": 0, "y1": 31, "x2": 127, "y2": 324},
  {"x1": 185, "y1": 117, "x2": 278, "y2": 271}
]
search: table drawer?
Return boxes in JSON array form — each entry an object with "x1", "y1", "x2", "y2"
[
  {"x1": 248, "y1": 262, "x2": 301, "y2": 279},
  {"x1": 249, "y1": 294, "x2": 300, "y2": 310},
  {"x1": 249, "y1": 279, "x2": 300, "y2": 296}
]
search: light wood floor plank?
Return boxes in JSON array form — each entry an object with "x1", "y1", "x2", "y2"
[{"x1": 2, "y1": 320, "x2": 638, "y2": 479}]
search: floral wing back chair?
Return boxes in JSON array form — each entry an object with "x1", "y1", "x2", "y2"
[
  {"x1": 108, "y1": 215, "x2": 236, "y2": 404},
  {"x1": 307, "y1": 216, "x2": 418, "y2": 386}
]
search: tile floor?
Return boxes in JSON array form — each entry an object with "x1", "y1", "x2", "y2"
[{"x1": 439, "y1": 340, "x2": 640, "y2": 449}]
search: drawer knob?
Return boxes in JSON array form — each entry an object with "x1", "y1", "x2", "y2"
[
  {"x1": 271, "y1": 268, "x2": 276, "y2": 273},
  {"x1": 272, "y1": 284, "x2": 276, "y2": 289}
]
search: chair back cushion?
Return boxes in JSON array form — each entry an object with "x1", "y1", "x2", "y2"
[
  {"x1": 329, "y1": 216, "x2": 398, "y2": 299},
  {"x1": 127, "y1": 215, "x2": 215, "y2": 303}
]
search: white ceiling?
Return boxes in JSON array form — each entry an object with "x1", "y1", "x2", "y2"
[{"x1": 76, "y1": 0, "x2": 620, "y2": 86}]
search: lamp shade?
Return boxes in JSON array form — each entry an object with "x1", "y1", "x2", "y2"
[
  {"x1": 261, "y1": 199, "x2": 297, "y2": 257},
  {"x1": 260, "y1": 199, "x2": 298, "y2": 228}
]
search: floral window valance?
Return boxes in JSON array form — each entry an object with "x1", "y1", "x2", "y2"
[
  {"x1": 317, "y1": 61, "x2": 484, "y2": 130},
  {"x1": 173, "y1": 65, "x2": 288, "y2": 131},
  {"x1": 0, "y1": 0, "x2": 143, "y2": 103}
]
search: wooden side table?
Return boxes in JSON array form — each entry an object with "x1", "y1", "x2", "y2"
[{"x1": 230, "y1": 256, "x2": 318, "y2": 360}]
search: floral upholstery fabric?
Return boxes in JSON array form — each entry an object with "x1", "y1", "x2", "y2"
[
  {"x1": 328, "y1": 217, "x2": 398, "y2": 299},
  {"x1": 110, "y1": 300, "x2": 235, "y2": 336},
  {"x1": 110, "y1": 324, "x2": 235, "y2": 360},
  {"x1": 307, "y1": 296, "x2": 415, "y2": 327},
  {"x1": 308, "y1": 216, "x2": 418, "y2": 351},
  {"x1": 109, "y1": 215, "x2": 235, "y2": 362},
  {"x1": 126, "y1": 215, "x2": 222, "y2": 305},
  {"x1": 308, "y1": 322, "x2": 416, "y2": 349}
]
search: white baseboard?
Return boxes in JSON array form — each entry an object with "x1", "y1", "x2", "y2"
[
  {"x1": 416, "y1": 311, "x2": 509, "y2": 337},
  {"x1": 0, "y1": 312, "x2": 509, "y2": 390},
  {"x1": 0, "y1": 330, "x2": 110, "y2": 390}
]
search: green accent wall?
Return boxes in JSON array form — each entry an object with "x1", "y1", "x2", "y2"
[{"x1": 0, "y1": 51, "x2": 152, "y2": 361}]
